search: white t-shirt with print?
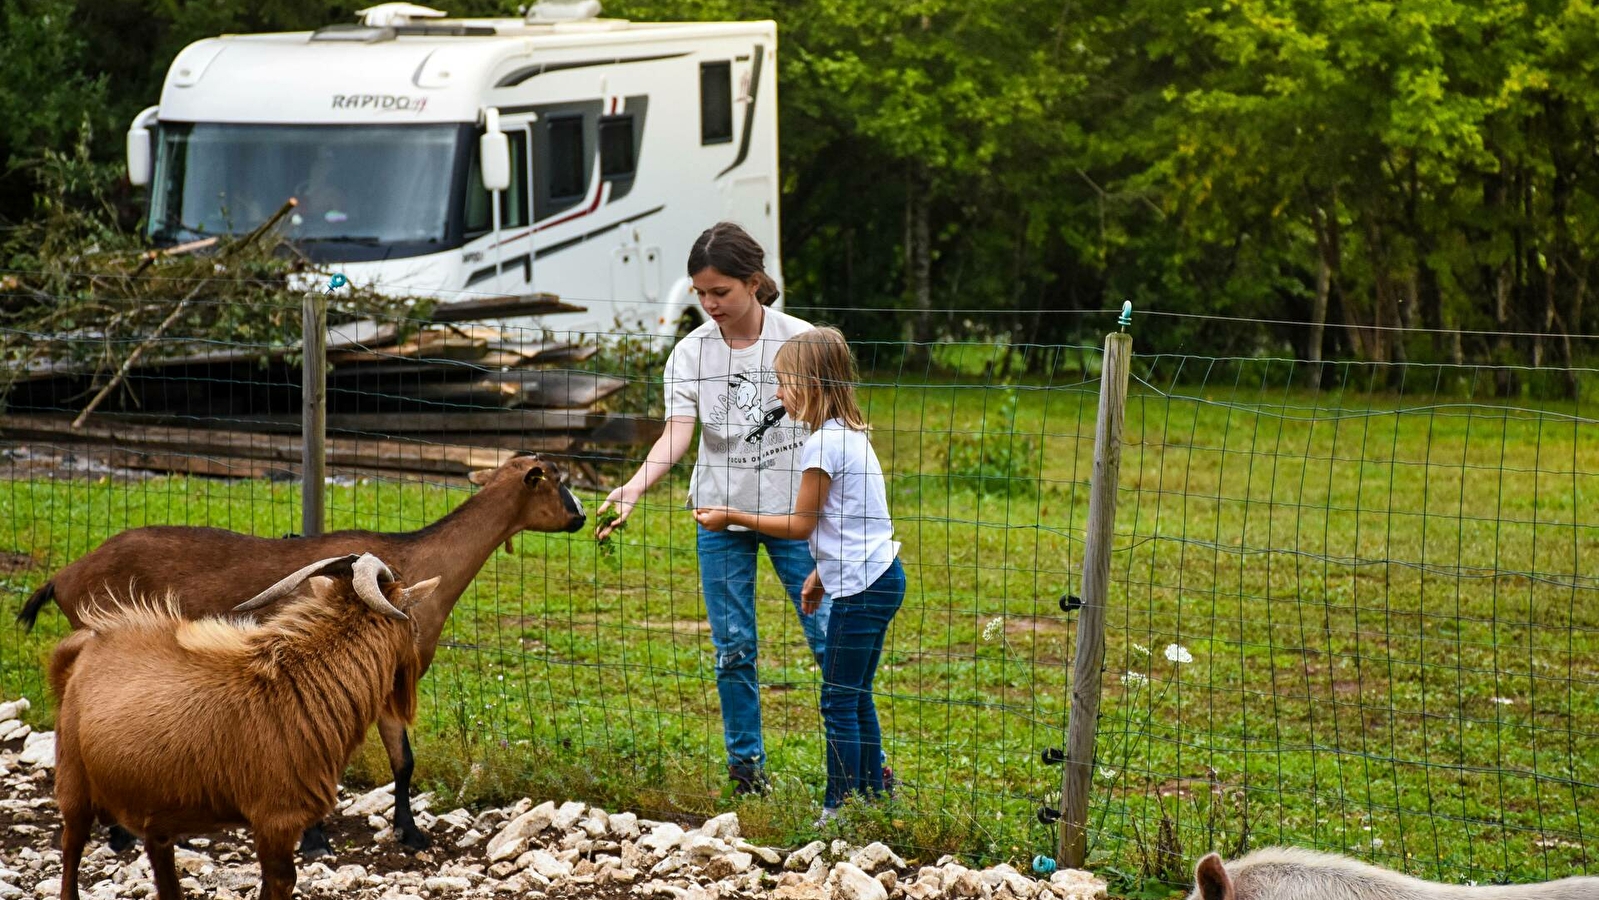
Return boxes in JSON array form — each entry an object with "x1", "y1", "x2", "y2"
[
  {"x1": 800, "y1": 419, "x2": 900, "y2": 597},
  {"x1": 665, "y1": 308, "x2": 814, "y2": 518}
]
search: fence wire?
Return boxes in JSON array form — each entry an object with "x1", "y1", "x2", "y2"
[{"x1": 0, "y1": 296, "x2": 1594, "y2": 888}]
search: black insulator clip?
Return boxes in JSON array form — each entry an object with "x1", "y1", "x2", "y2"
[
  {"x1": 1059, "y1": 594, "x2": 1083, "y2": 613},
  {"x1": 1041, "y1": 747, "x2": 1065, "y2": 766},
  {"x1": 1037, "y1": 805, "x2": 1062, "y2": 825}
]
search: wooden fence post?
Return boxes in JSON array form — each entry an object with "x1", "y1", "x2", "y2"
[
  {"x1": 302, "y1": 287, "x2": 328, "y2": 537},
  {"x1": 1059, "y1": 329, "x2": 1133, "y2": 869}
]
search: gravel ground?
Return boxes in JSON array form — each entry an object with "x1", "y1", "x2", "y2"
[{"x1": 0, "y1": 698, "x2": 1108, "y2": 900}]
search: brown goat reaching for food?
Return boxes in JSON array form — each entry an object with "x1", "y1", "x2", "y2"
[
  {"x1": 1190, "y1": 848, "x2": 1599, "y2": 900},
  {"x1": 20, "y1": 454, "x2": 583, "y2": 854},
  {"x1": 51, "y1": 553, "x2": 437, "y2": 900}
]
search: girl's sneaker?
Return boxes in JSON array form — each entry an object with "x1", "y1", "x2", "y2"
[{"x1": 813, "y1": 807, "x2": 840, "y2": 829}]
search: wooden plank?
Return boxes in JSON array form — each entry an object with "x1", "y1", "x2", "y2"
[
  {"x1": 427, "y1": 293, "x2": 585, "y2": 323},
  {"x1": 0, "y1": 414, "x2": 518, "y2": 476},
  {"x1": 1060, "y1": 331, "x2": 1132, "y2": 869},
  {"x1": 586, "y1": 415, "x2": 665, "y2": 447},
  {"x1": 109, "y1": 450, "x2": 293, "y2": 480},
  {"x1": 402, "y1": 371, "x2": 625, "y2": 410},
  {"x1": 78, "y1": 409, "x2": 604, "y2": 434}
]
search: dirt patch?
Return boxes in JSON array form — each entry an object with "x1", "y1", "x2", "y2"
[
  {"x1": 0, "y1": 551, "x2": 38, "y2": 577},
  {"x1": 1003, "y1": 616, "x2": 1069, "y2": 637}
]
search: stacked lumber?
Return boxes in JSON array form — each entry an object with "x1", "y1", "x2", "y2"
[{"x1": 0, "y1": 293, "x2": 662, "y2": 484}]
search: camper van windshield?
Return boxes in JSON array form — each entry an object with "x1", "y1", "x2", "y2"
[{"x1": 147, "y1": 123, "x2": 466, "y2": 261}]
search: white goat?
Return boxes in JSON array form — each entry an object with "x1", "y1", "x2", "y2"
[{"x1": 1191, "y1": 848, "x2": 1599, "y2": 900}]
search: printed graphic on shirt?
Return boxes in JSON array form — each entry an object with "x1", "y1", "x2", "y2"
[{"x1": 703, "y1": 368, "x2": 807, "y2": 468}]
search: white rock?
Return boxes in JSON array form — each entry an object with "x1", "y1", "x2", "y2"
[
  {"x1": 485, "y1": 835, "x2": 528, "y2": 864},
  {"x1": 698, "y1": 812, "x2": 740, "y2": 841},
  {"x1": 0, "y1": 698, "x2": 30, "y2": 722},
  {"x1": 805, "y1": 856, "x2": 829, "y2": 884},
  {"x1": 784, "y1": 841, "x2": 826, "y2": 872},
  {"x1": 608, "y1": 812, "x2": 640, "y2": 840},
  {"x1": 948, "y1": 868, "x2": 988, "y2": 898},
  {"x1": 484, "y1": 802, "x2": 556, "y2": 862},
  {"x1": 771, "y1": 879, "x2": 827, "y2": 900},
  {"x1": 640, "y1": 880, "x2": 687, "y2": 899},
  {"x1": 516, "y1": 849, "x2": 572, "y2": 882},
  {"x1": 850, "y1": 843, "x2": 906, "y2": 874},
  {"x1": 829, "y1": 862, "x2": 888, "y2": 900},
  {"x1": 343, "y1": 784, "x2": 396, "y2": 818},
  {"x1": 367, "y1": 814, "x2": 387, "y2": 830},
  {"x1": 1047, "y1": 869, "x2": 1107, "y2": 900},
  {"x1": 649, "y1": 854, "x2": 689, "y2": 877},
  {"x1": 702, "y1": 851, "x2": 752, "y2": 880},
  {"x1": 683, "y1": 835, "x2": 730, "y2": 861},
  {"x1": 551, "y1": 801, "x2": 587, "y2": 833},
  {"x1": 438, "y1": 809, "x2": 474, "y2": 832},
  {"x1": 423, "y1": 876, "x2": 472, "y2": 892},
  {"x1": 831, "y1": 840, "x2": 854, "y2": 858},
  {"x1": 0, "y1": 721, "x2": 30, "y2": 743},
  {"x1": 454, "y1": 828, "x2": 484, "y2": 850},
  {"x1": 0, "y1": 882, "x2": 20, "y2": 900},
  {"x1": 735, "y1": 839, "x2": 783, "y2": 867},
  {"x1": 637, "y1": 822, "x2": 687, "y2": 854},
  {"x1": 328, "y1": 865, "x2": 367, "y2": 890},
  {"x1": 32, "y1": 878, "x2": 60, "y2": 899},
  {"x1": 18, "y1": 733, "x2": 54, "y2": 769}
]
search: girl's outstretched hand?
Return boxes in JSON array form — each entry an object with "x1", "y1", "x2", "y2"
[
  {"x1": 596, "y1": 482, "x2": 641, "y2": 541},
  {"x1": 694, "y1": 507, "x2": 733, "y2": 531}
]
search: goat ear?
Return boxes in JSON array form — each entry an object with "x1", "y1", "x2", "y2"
[
  {"x1": 467, "y1": 469, "x2": 493, "y2": 486},
  {"x1": 523, "y1": 465, "x2": 545, "y2": 486},
  {"x1": 1194, "y1": 854, "x2": 1233, "y2": 900},
  {"x1": 397, "y1": 576, "x2": 440, "y2": 610}
]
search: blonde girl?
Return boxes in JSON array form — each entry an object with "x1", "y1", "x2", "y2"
[{"x1": 695, "y1": 327, "x2": 904, "y2": 818}]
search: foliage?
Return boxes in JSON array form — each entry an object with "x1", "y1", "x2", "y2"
[{"x1": 4, "y1": 0, "x2": 1599, "y2": 374}]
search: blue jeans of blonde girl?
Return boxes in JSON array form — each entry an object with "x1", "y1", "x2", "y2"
[
  {"x1": 820, "y1": 558, "x2": 906, "y2": 809},
  {"x1": 697, "y1": 526, "x2": 832, "y2": 771}
]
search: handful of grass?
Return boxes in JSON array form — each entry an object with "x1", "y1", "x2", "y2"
[{"x1": 595, "y1": 508, "x2": 627, "y2": 559}]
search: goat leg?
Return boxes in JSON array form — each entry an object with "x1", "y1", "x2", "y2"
[
  {"x1": 145, "y1": 837, "x2": 183, "y2": 900},
  {"x1": 378, "y1": 719, "x2": 430, "y2": 850},
  {"x1": 107, "y1": 823, "x2": 138, "y2": 853},
  {"x1": 255, "y1": 828, "x2": 300, "y2": 900},
  {"x1": 297, "y1": 821, "x2": 334, "y2": 858},
  {"x1": 58, "y1": 806, "x2": 92, "y2": 900}
]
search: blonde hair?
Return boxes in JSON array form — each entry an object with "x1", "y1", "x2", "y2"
[{"x1": 774, "y1": 327, "x2": 869, "y2": 431}]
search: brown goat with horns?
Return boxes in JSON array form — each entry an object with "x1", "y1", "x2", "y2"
[
  {"x1": 20, "y1": 454, "x2": 585, "y2": 853},
  {"x1": 51, "y1": 552, "x2": 436, "y2": 900}
]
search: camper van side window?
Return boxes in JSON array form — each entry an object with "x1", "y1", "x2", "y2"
[
  {"x1": 700, "y1": 61, "x2": 733, "y2": 144},
  {"x1": 547, "y1": 115, "x2": 586, "y2": 200},
  {"x1": 504, "y1": 129, "x2": 530, "y2": 228},
  {"x1": 600, "y1": 115, "x2": 635, "y2": 180}
]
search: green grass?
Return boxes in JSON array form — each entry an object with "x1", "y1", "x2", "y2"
[{"x1": 3, "y1": 363, "x2": 1597, "y2": 894}]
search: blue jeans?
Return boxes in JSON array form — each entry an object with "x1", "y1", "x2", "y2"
[
  {"x1": 820, "y1": 558, "x2": 906, "y2": 809},
  {"x1": 697, "y1": 526, "x2": 832, "y2": 769}
]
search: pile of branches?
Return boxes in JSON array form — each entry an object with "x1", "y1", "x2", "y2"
[{"x1": 0, "y1": 139, "x2": 431, "y2": 409}]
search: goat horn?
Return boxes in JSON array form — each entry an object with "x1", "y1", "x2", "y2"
[
  {"x1": 234, "y1": 555, "x2": 361, "y2": 612},
  {"x1": 352, "y1": 553, "x2": 408, "y2": 621}
]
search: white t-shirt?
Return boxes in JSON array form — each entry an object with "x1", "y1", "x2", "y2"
[
  {"x1": 800, "y1": 419, "x2": 900, "y2": 597},
  {"x1": 665, "y1": 308, "x2": 814, "y2": 517}
]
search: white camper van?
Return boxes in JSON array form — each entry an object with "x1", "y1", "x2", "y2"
[{"x1": 127, "y1": 1, "x2": 783, "y2": 337}]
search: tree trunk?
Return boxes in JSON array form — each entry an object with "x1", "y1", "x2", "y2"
[
  {"x1": 902, "y1": 173, "x2": 933, "y2": 352},
  {"x1": 1311, "y1": 244, "x2": 1330, "y2": 368}
]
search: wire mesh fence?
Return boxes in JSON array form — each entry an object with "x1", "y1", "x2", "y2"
[{"x1": 0, "y1": 290, "x2": 1595, "y2": 888}]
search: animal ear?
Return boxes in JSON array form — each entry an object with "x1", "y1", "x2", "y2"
[
  {"x1": 397, "y1": 576, "x2": 440, "y2": 610},
  {"x1": 467, "y1": 469, "x2": 493, "y2": 486},
  {"x1": 1194, "y1": 854, "x2": 1233, "y2": 900},
  {"x1": 523, "y1": 465, "x2": 545, "y2": 486}
]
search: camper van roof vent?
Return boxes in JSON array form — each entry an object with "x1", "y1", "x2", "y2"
[
  {"x1": 312, "y1": 23, "x2": 398, "y2": 42},
  {"x1": 524, "y1": 0, "x2": 602, "y2": 23},
  {"x1": 357, "y1": 2, "x2": 447, "y2": 26}
]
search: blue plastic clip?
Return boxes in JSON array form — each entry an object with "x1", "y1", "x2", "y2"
[
  {"x1": 326, "y1": 273, "x2": 348, "y2": 293},
  {"x1": 1118, "y1": 300, "x2": 1132, "y2": 331},
  {"x1": 1032, "y1": 855, "x2": 1058, "y2": 876}
]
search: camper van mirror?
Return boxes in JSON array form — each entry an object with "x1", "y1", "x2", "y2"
[
  {"x1": 480, "y1": 130, "x2": 512, "y2": 192},
  {"x1": 125, "y1": 106, "x2": 159, "y2": 187}
]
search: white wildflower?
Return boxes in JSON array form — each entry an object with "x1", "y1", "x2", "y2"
[
  {"x1": 1164, "y1": 644, "x2": 1194, "y2": 664},
  {"x1": 1371, "y1": 837, "x2": 1384, "y2": 849},
  {"x1": 1097, "y1": 767, "x2": 1118, "y2": 781},
  {"x1": 1131, "y1": 643, "x2": 1152, "y2": 656},
  {"x1": 1491, "y1": 697, "x2": 1514, "y2": 705},
  {"x1": 1120, "y1": 672, "x2": 1150, "y2": 689},
  {"x1": 982, "y1": 617, "x2": 1005, "y2": 643}
]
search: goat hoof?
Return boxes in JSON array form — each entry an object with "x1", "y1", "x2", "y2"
[
  {"x1": 107, "y1": 825, "x2": 137, "y2": 853},
  {"x1": 297, "y1": 831, "x2": 335, "y2": 859},
  {"x1": 398, "y1": 828, "x2": 432, "y2": 852}
]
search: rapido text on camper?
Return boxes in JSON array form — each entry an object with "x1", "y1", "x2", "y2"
[{"x1": 330, "y1": 94, "x2": 428, "y2": 113}]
